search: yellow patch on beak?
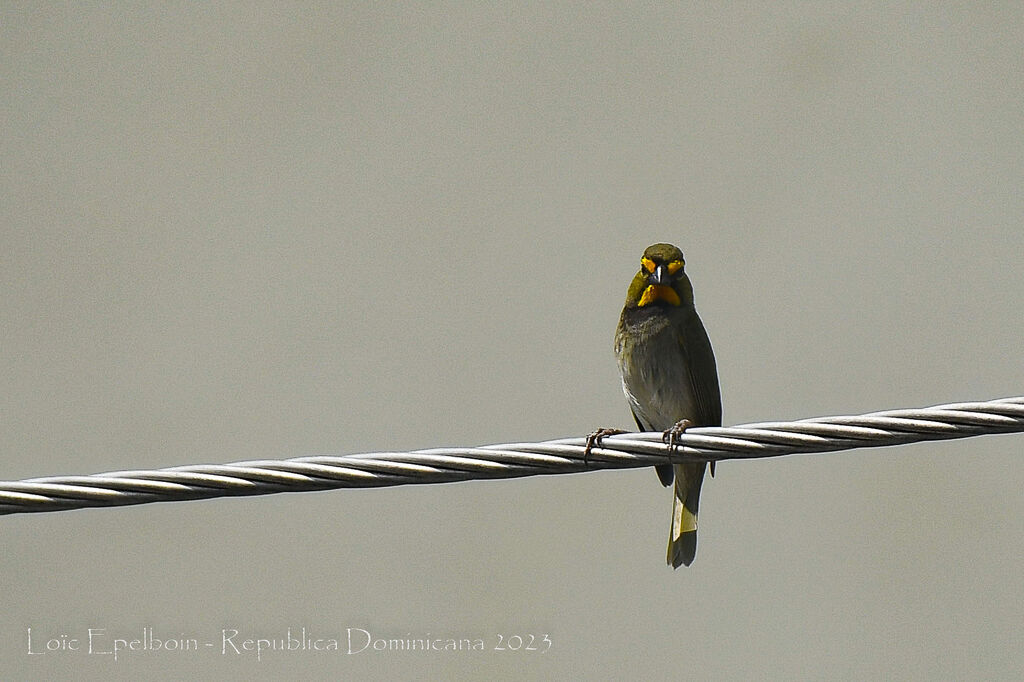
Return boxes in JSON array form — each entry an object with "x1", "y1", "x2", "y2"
[{"x1": 638, "y1": 284, "x2": 681, "y2": 307}]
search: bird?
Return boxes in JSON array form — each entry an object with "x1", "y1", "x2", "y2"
[{"x1": 602, "y1": 243, "x2": 722, "y2": 568}]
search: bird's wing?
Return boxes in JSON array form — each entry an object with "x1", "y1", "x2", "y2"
[
  {"x1": 680, "y1": 315, "x2": 722, "y2": 477},
  {"x1": 680, "y1": 315, "x2": 722, "y2": 428}
]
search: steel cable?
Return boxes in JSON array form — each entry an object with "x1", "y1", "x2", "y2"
[{"x1": 1, "y1": 396, "x2": 1021, "y2": 515}]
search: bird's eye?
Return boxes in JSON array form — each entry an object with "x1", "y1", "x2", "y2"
[
  {"x1": 666, "y1": 260, "x2": 683, "y2": 275},
  {"x1": 641, "y1": 257, "x2": 657, "y2": 274}
]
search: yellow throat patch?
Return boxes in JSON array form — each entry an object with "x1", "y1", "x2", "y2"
[{"x1": 638, "y1": 284, "x2": 681, "y2": 307}]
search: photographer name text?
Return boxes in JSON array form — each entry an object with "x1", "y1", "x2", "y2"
[{"x1": 25, "y1": 627, "x2": 552, "y2": 661}]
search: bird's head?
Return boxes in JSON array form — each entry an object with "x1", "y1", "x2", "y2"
[{"x1": 625, "y1": 243, "x2": 694, "y2": 309}]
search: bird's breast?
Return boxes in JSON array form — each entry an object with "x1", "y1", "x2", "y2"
[{"x1": 615, "y1": 313, "x2": 698, "y2": 431}]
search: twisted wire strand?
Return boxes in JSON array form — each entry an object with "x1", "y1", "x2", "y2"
[{"x1": 1, "y1": 396, "x2": 1021, "y2": 516}]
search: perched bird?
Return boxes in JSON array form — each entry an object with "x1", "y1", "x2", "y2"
[{"x1": 613, "y1": 243, "x2": 722, "y2": 568}]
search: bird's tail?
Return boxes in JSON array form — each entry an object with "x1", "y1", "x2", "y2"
[{"x1": 667, "y1": 463, "x2": 706, "y2": 568}]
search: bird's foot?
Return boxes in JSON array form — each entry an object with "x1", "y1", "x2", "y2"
[
  {"x1": 662, "y1": 419, "x2": 694, "y2": 449},
  {"x1": 663, "y1": 419, "x2": 715, "y2": 473},
  {"x1": 583, "y1": 428, "x2": 627, "y2": 466}
]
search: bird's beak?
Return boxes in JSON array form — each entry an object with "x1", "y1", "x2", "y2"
[{"x1": 649, "y1": 264, "x2": 669, "y2": 286}]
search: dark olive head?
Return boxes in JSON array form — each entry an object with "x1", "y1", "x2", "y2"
[
  {"x1": 625, "y1": 243, "x2": 693, "y2": 309},
  {"x1": 639, "y1": 243, "x2": 686, "y2": 286}
]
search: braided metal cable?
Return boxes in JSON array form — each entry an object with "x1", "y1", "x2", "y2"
[{"x1": 2, "y1": 396, "x2": 1021, "y2": 516}]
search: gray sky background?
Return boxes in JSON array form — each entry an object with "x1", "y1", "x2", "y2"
[{"x1": 3, "y1": 3, "x2": 1023, "y2": 680}]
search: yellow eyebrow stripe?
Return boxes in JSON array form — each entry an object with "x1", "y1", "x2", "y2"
[
  {"x1": 641, "y1": 257, "x2": 657, "y2": 273},
  {"x1": 666, "y1": 260, "x2": 683, "y2": 275}
]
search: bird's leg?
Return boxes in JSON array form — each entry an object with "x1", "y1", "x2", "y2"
[
  {"x1": 662, "y1": 418, "x2": 694, "y2": 448},
  {"x1": 662, "y1": 419, "x2": 715, "y2": 475},
  {"x1": 583, "y1": 428, "x2": 627, "y2": 466}
]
